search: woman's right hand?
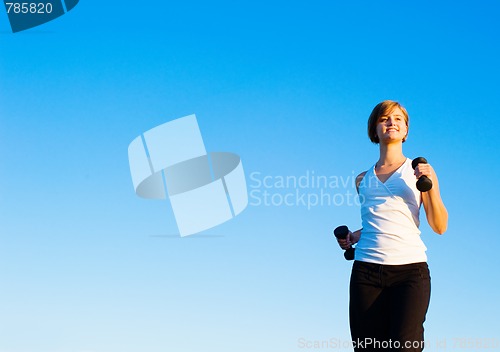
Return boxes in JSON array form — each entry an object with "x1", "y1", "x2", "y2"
[{"x1": 336, "y1": 229, "x2": 361, "y2": 249}]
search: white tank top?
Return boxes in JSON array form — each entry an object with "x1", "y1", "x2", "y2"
[{"x1": 356, "y1": 158, "x2": 427, "y2": 264}]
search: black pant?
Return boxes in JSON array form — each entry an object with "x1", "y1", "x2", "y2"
[{"x1": 349, "y1": 261, "x2": 431, "y2": 351}]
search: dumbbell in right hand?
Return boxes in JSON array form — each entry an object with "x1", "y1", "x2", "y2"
[{"x1": 333, "y1": 225, "x2": 355, "y2": 261}]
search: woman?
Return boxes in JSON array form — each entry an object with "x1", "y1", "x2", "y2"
[{"x1": 337, "y1": 100, "x2": 448, "y2": 352}]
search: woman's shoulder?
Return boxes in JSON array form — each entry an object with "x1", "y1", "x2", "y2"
[
  {"x1": 355, "y1": 171, "x2": 368, "y2": 193},
  {"x1": 356, "y1": 171, "x2": 367, "y2": 182}
]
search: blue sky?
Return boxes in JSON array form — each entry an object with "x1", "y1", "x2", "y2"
[{"x1": 1, "y1": 1, "x2": 499, "y2": 351}]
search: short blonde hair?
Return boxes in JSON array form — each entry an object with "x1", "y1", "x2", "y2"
[{"x1": 367, "y1": 100, "x2": 409, "y2": 144}]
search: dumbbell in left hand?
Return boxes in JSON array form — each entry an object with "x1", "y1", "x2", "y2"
[{"x1": 412, "y1": 157, "x2": 433, "y2": 192}]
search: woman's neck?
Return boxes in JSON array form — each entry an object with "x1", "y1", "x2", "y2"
[{"x1": 378, "y1": 142, "x2": 405, "y2": 166}]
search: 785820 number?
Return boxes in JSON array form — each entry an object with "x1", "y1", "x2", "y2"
[{"x1": 5, "y1": 2, "x2": 53, "y2": 14}]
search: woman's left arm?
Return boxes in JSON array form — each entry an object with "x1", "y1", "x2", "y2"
[{"x1": 415, "y1": 163, "x2": 449, "y2": 234}]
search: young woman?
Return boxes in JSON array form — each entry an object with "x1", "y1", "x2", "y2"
[{"x1": 337, "y1": 100, "x2": 448, "y2": 352}]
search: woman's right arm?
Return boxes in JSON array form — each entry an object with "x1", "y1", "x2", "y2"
[{"x1": 337, "y1": 171, "x2": 366, "y2": 249}]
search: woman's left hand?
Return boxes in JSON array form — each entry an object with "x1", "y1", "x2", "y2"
[{"x1": 414, "y1": 163, "x2": 435, "y2": 182}]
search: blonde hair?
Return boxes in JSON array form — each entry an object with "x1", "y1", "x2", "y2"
[{"x1": 367, "y1": 100, "x2": 409, "y2": 144}]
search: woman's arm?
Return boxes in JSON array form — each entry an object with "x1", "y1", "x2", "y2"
[
  {"x1": 337, "y1": 171, "x2": 366, "y2": 250},
  {"x1": 415, "y1": 163, "x2": 448, "y2": 234},
  {"x1": 336, "y1": 172, "x2": 366, "y2": 250}
]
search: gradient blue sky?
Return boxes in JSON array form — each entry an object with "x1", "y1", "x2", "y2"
[{"x1": 1, "y1": 1, "x2": 499, "y2": 351}]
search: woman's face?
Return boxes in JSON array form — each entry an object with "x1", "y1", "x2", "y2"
[{"x1": 376, "y1": 107, "x2": 408, "y2": 144}]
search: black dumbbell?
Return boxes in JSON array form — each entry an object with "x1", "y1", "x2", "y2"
[
  {"x1": 412, "y1": 157, "x2": 433, "y2": 192},
  {"x1": 333, "y1": 225, "x2": 355, "y2": 261}
]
